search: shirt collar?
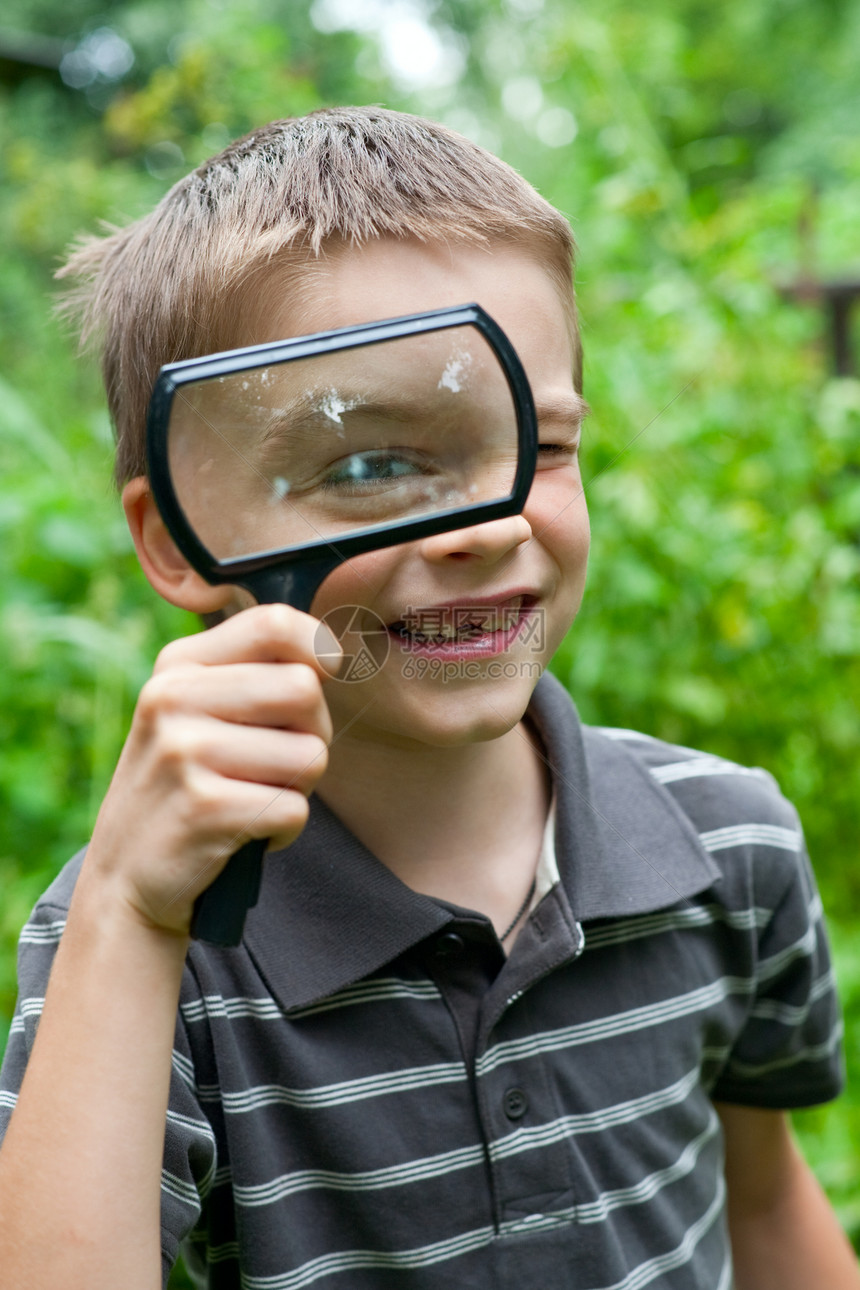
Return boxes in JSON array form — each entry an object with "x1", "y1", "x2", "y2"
[
  {"x1": 239, "y1": 671, "x2": 720, "y2": 1011},
  {"x1": 526, "y1": 671, "x2": 720, "y2": 919}
]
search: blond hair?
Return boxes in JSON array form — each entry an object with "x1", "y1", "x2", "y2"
[{"x1": 58, "y1": 106, "x2": 581, "y2": 486}]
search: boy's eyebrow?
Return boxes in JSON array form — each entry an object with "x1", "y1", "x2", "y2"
[
  {"x1": 533, "y1": 392, "x2": 590, "y2": 429},
  {"x1": 258, "y1": 380, "x2": 526, "y2": 443},
  {"x1": 258, "y1": 390, "x2": 459, "y2": 446}
]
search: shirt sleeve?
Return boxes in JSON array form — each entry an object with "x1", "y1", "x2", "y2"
[
  {"x1": 0, "y1": 871, "x2": 218, "y2": 1287},
  {"x1": 160, "y1": 983, "x2": 219, "y2": 1282},
  {"x1": 0, "y1": 897, "x2": 70, "y2": 1143},
  {"x1": 709, "y1": 808, "x2": 844, "y2": 1109}
]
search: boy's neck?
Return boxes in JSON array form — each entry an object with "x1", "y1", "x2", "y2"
[{"x1": 318, "y1": 717, "x2": 551, "y2": 928}]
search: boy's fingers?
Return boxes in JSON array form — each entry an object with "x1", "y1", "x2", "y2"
[
  {"x1": 155, "y1": 603, "x2": 343, "y2": 677},
  {"x1": 158, "y1": 720, "x2": 330, "y2": 794},
  {"x1": 139, "y1": 663, "x2": 334, "y2": 742},
  {"x1": 152, "y1": 773, "x2": 312, "y2": 878}
]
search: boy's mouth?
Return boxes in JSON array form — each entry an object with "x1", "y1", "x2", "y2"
[{"x1": 387, "y1": 594, "x2": 537, "y2": 655}]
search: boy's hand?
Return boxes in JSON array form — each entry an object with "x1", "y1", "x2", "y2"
[{"x1": 83, "y1": 604, "x2": 342, "y2": 937}]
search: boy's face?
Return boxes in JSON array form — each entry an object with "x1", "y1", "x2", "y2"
[{"x1": 223, "y1": 238, "x2": 589, "y2": 749}]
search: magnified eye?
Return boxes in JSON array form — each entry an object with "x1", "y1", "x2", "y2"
[{"x1": 323, "y1": 449, "x2": 429, "y2": 490}]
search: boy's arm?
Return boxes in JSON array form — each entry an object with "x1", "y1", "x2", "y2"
[
  {"x1": 717, "y1": 1101, "x2": 860, "y2": 1289},
  {"x1": 0, "y1": 891, "x2": 189, "y2": 1289},
  {"x1": 0, "y1": 605, "x2": 338, "y2": 1290}
]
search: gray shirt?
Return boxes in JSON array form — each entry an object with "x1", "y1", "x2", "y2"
[{"x1": 0, "y1": 672, "x2": 843, "y2": 1289}]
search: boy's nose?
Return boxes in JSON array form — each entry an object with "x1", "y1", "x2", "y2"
[{"x1": 418, "y1": 514, "x2": 532, "y2": 564}]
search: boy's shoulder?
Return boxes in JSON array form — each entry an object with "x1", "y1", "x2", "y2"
[
  {"x1": 582, "y1": 719, "x2": 801, "y2": 840},
  {"x1": 538, "y1": 669, "x2": 801, "y2": 839},
  {"x1": 12, "y1": 850, "x2": 85, "y2": 951},
  {"x1": 21, "y1": 849, "x2": 85, "y2": 918},
  {"x1": 582, "y1": 716, "x2": 814, "y2": 917},
  {"x1": 533, "y1": 671, "x2": 812, "y2": 923}
]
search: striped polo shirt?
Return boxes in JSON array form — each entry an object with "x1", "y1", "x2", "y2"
[{"x1": 0, "y1": 672, "x2": 844, "y2": 1289}]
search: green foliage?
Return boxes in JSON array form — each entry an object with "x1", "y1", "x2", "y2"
[
  {"x1": 794, "y1": 921, "x2": 860, "y2": 1243},
  {"x1": 1, "y1": 0, "x2": 858, "y2": 1261},
  {"x1": 0, "y1": 363, "x2": 195, "y2": 1029}
]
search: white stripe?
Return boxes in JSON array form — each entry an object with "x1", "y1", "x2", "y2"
[
  {"x1": 216, "y1": 1060, "x2": 466, "y2": 1114},
  {"x1": 749, "y1": 967, "x2": 836, "y2": 1026},
  {"x1": 477, "y1": 979, "x2": 753, "y2": 1076},
  {"x1": 171, "y1": 1049, "x2": 196, "y2": 1090},
  {"x1": 9, "y1": 1015, "x2": 25, "y2": 1036},
  {"x1": 240, "y1": 1225, "x2": 495, "y2": 1290},
  {"x1": 180, "y1": 978, "x2": 441, "y2": 1026},
  {"x1": 594, "y1": 727, "x2": 662, "y2": 744},
  {"x1": 491, "y1": 1065, "x2": 708, "y2": 1159},
  {"x1": 166, "y1": 1107, "x2": 216, "y2": 1142},
  {"x1": 715, "y1": 1253, "x2": 734, "y2": 1290},
  {"x1": 586, "y1": 1178, "x2": 725, "y2": 1290},
  {"x1": 574, "y1": 1116, "x2": 720, "y2": 1224},
  {"x1": 0, "y1": 1090, "x2": 19, "y2": 1111},
  {"x1": 595, "y1": 728, "x2": 742, "y2": 775},
  {"x1": 235, "y1": 1141, "x2": 485, "y2": 1207},
  {"x1": 724, "y1": 1023, "x2": 843, "y2": 1080},
  {"x1": 699, "y1": 824, "x2": 801, "y2": 853},
  {"x1": 287, "y1": 978, "x2": 441, "y2": 1019},
  {"x1": 198, "y1": 1153, "x2": 219, "y2": 1202},
  {"x1": 161, "y1": 1168, "x2": 201, "y2": 1209},
  {"x1": 18, "y1": 919, "x2": 66, "y2": 944},
  {"x1": 583, "y1": 903, "x2": 768, "y2": 952},
  {"x1": 18, "y1": 997, "x2": 45, "y2": 1020},
  {"x1": 651, "y1": 758, "x2": 770, "y2": 786},
  {"x1": 208, "y1": 1240, "x2": 241, "y2": 1264},
  {"x1": 499, "y1": 1115, "x2": 720, "y2": 1233},
  {"x1": 181, "y1": 995, "x2": 283, "y2": 1024},
  {"x1": 757, "y1": 919, "x2": 818, "y2": 985}
]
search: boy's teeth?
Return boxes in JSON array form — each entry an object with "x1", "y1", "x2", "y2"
[{"x1": 395, "y1": 597, "x2": 526, "y2": 641}]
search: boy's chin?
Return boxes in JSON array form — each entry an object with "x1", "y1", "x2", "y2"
[{"x1": 329, "y1": 669, "x2": 545, "y2": 750}]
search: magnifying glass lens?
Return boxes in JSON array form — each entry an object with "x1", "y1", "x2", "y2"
[{"x1": 165, "y1": 325, "x2": 520, "y2": 562}]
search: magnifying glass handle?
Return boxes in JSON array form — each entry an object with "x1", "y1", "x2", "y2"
[
  {"x1": 188, "y1": 556, "x2": 338, "y2": 948},
  {"x1": 190, "y1": 837, "x2": 266, "y2": 947}
]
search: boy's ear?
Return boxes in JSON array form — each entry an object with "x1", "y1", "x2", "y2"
[{"x1": 122, "y1": 477, "x2": 237, "y2": 614}]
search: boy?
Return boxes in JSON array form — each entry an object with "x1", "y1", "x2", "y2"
[{"x1": 0, "y1": 107, "x2": 855, "y2": 1289}]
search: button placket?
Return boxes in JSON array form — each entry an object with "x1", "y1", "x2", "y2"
[{"x1": 478, "y1": 993, "x2": 579, "y2": 1229}]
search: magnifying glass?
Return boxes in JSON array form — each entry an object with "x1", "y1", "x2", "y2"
[{"x1": 146, "y1": 303, "x2": 538, "y2": 946}]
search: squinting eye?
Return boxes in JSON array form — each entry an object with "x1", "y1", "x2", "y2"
[{"x1": 537, "y1": 442, "x2": 578, "y2": 459}]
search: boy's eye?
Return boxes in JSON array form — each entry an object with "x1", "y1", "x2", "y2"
[
  {"x1": 537, "y1": 441, "x2": 578, "y2": 462},
  {"x1": 322, "y1": 449, "x2": 427, "y2": 488}
]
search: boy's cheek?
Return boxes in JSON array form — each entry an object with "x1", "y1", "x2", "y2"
[
  {"x1": 532, "y1": 474, "x2": 590, "y2": 559},
  {"x1": 308, "y1": 550, "x2": 391, "y2": 623}
]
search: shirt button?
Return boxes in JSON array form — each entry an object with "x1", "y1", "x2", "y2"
[
  {"x1": 434, "y1": 932, "x2": 465, "y2": 959},
  {"x1": 503, "y1": 1087, "x2": 528, "y2": 1120}
]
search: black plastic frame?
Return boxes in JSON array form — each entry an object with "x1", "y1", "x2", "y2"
[{"x1": 146, "y1": 303, "x2": 537, "y2": 612}]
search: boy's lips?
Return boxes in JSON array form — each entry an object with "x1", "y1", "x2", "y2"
[{"x1": 386, "y1": 593, "x2": 539, "y2": 657}]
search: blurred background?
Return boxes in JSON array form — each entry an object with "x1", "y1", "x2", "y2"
[{"x1": 1, "y1": 0, "x2": 858, "y2": 1273}]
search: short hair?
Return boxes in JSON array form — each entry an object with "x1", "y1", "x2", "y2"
[{"x1": 57, "y1": 106, "x2": 581, "y2": 487}]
